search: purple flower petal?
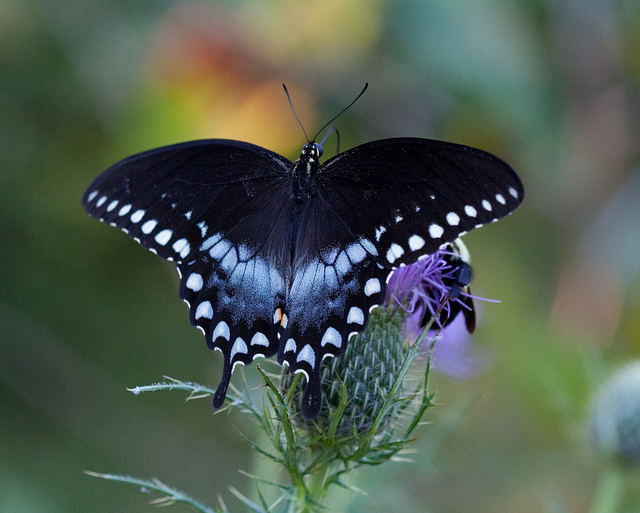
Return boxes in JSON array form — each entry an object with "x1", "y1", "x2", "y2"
[
  {"x1": 426, "y1": 313, "x2": 490, "y2": 379},
  {"x1": 385, "y1": 244, "x2": 492, "y2": 379}
]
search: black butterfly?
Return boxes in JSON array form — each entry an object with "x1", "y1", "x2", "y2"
[{"x1": 83, "y1": 133, "x2": 523, "y2": 418}]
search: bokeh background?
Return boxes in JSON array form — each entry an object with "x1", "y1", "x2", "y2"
[{"x1": 2, "y1": 0, "x2": 640, "y2": 512}]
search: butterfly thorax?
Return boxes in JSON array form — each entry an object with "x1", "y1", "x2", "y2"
[
  {"x1": 292, "y1": 143, "x2": 323, "y2": 203},
  {"x1": 288, "y1": 143, "x2": 324, "y2": 270}
]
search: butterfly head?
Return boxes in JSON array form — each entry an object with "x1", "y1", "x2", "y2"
[{"x1": 300, "y1": 142, "x2": 323, "y2": 163}]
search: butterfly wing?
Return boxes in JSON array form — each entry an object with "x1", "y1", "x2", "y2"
[
  {"x1": 82, "y1": 140, "x2": 295, "y2": 404},
  {"x1": 278, "y1": 187, "x2": 388, "y2": 417},
  {"x1": 282, "y1": 137, "x2": 523, "y2": 417},
  {"x1": 319, "y1": 137, "x2": 524, "y2": 268}
]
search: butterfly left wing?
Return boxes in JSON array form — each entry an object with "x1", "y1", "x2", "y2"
[
  {"x1": 82, "y1": 140, "x2": 293, "y2": 264},
  {"x1": 82, "y1": 139, "x2": 296, "y2": 406}
]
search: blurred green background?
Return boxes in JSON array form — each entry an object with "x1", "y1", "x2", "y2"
[{"x1": 2, "y1": 0, "x2": 640, "y2": 511}]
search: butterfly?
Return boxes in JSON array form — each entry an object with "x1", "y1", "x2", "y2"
[{"x1": 83, "y1": 119, "x2": 523, "y2": 419}]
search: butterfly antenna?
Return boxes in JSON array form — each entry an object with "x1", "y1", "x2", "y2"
[
  {"x1": 318, "y1": 126, "x2": 341, "y2": 154},
  {"x1": 283, "y1": 84, "x2": 310, "y2": 143},
  {"x1": 312, "y1": 83, "x2": 368, "y2": 142}
]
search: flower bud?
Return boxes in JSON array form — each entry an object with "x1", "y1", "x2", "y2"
[{"x1": 589, "y1": 362, "x2": 640, "y2": 464}]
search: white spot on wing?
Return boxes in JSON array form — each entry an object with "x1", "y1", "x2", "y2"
[
  {"x1": 359, "y1": 237, "x2": 377, "y2": 256},
  {"x1": 284, "y1": 338, "x2": 296, "y2": 352},
  {"x1": 195, "y1": 301, "x2": 213, "y2": 319},
  {"x1": 375, "y1": 225, "x2": 386, "y2": 241},
  {"x1": 96, "y1": 196, "x2": 107, "y2": 208},
  {"x1": 250, "y1": 332, "x2": 269, "y2": 347},
  {"x1": 118, "y1": 204, "x2": 131, "y2": 217},
  {"x1": 334, "y1": 251, "x2": 351, "y2": 277},
  {"x1": 496, "y1": 193, "x2": 506, "y2": 205},
  {"x1": 106, "y1": 200, "x2": 118, "y2": 212},
  {"x1": 364, "y1": 277, "x2": 381, "y2": 297},
  {"x1": 346, "y1": 243, "x2": 366, "y2": 264},
  {"x1": 230, "y1": 337, "x2": 248, "y2": 359},
  {"x1": 347, "y1": 306, "x2": 365, "y2": 325},
  {"x1": 428, "y1": 223, "x2": 444, "y2": 239},
  {"x1": 231, "y1": 360, "x2": 245, "y2": 372},
  {"x1": 184, "y1": 211, "x2": 192, "y2": 220},
  {"x1": 395, "y1": 215, "x2": 403, "y2": 223},
  {"x1": 509, "y1": 186, "x2": 518, "y2": 199},
  {"x1": 446, "y1": 212, "x2": 460, "y2": 226},
  {"x1": 155, "y1": 229, "x2": 173, "y2": 246},
  {"x1": 386, "y1": 243, "x2": 404, "y2": 264},
  {"x1": 408, "y1": 234, "x2": 425, "y2": 251},
  {"x1": 87, "y1": 190, "x2": 98, "y2": 202},
  {"x1": 141, "y1": 219, "x2": 157, "y2": 234},
  {"x1": 209, "y1": 238, "x2": 232, "y2": 260},
  {"x1": 464, "y1": 205, "x2": 477, "y2": 218},
  {"x1": 180, "y1": 243, "x2": 191, "y2": 259},
  {"x1": 297, "y1": 344, "x2": 315, "y2": 366},
  {"x1": 172, "y1": 238, "x2": 188, "y2": 253},
  {"x1": 293, "y1": 367, "x2": 308, "y2": 380},
  {"x1": 321, "y1": 327, "x2": 342, "y2": 348},
  {"x1": 201, "y1": 233, "x2": 222, "y2": 251},
  {"x1": 186, "y1": 273, "x2": 203, "y2": 292},
  {"x1": 197, "y1": 221, "x2": 208, "y2": 238},
  {"x1": 482, "y1": 199, "x2": 492, "y2": 211},
  {"x1": 130, "y1": 209, "x2": 145, "y2": 223},
  {"x1": 212, "y1": 321, "x2": 230, "y2": 341}
]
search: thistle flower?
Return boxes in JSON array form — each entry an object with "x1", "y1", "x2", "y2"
[
  {"x1": 285, "y1": 239, "x2": 477, "y2": 438},
  {"x1": 590, "y1": 362, "x2": 640, "y2": 464},
  {"x1": 93, "y1": 240, "x2": 488, "y2": 512},
  {"x1": 387, "y1": 239, "x2": 476, "y2": 338}
]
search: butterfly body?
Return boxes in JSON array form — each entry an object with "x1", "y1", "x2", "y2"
[{"x1": 83, "y1": 136, "x2": 523, "y2": 418}]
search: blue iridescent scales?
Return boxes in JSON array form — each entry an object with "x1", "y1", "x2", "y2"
[{"x1": 82, "y1": 137, "x2": 523, "y2": 418}]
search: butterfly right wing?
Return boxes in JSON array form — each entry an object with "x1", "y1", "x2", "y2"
[{"x1": 82, "y1": 139, "x2": 295, "y2": 405}]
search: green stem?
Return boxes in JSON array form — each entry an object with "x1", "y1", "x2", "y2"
[{"x1": 293, "y1": 464, "x2": 329, "y2": 513}]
